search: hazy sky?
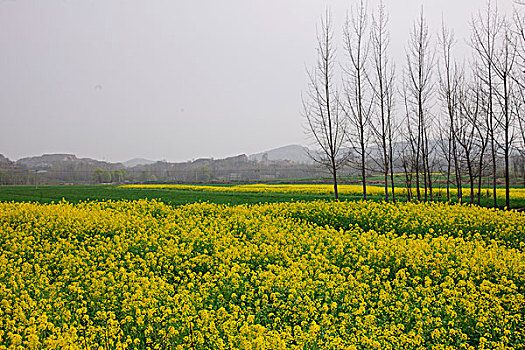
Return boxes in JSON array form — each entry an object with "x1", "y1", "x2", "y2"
[{"x1": 0, "y1": 0, "x2": 518, "y2": 163}]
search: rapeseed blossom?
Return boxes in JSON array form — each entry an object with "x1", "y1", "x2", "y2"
[
  {"x1": 0, "y1": 199, "x2": 524, "y2": 349},
  {"x1": 121, "y1": 183, "x2": 525, "y2": 201}
]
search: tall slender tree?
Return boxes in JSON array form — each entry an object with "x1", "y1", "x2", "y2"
[
  {"x1": 457, "y1": 79, "x2": 480, "y2": 204},
  {"x1": 471, "y1": 1, "x2": 503, "y2": 208},
  {"x1": 303, "y1": 10, "x2": 349, "y2": 201},
  {"x1": 493, "y1": 18, "x2": 517, "y2": 208},
  {"x1": 370, "y1": 0, "x2": 397, "y2": 203},
  {"x1": 438, "y1": 22, "x2": 463, "y2": 202},
  {"x1": 342, "y1": 0, "x2": 372, "y2": 201},
  {"x1": 405, "y1": 7, "x2": 435, "y2": 201}
]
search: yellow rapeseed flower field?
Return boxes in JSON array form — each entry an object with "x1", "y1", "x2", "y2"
[
  {"x1": 0, "y1": 199, "x2": 524, "y2": 349},
  {"x1": 120, "y1": 183, "x2": 525, "y2": 201}
]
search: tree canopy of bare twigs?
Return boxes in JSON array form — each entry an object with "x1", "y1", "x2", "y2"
[
  {"x1": 341, "y1": 0, "x2": 373, "y2": 201},
  {"x1": 302, "y1": 1, "x2": 525, "y2": 210},
  {"x1": 404, "y1": 7, "x2": 435, "y2": 202},
  {"x1": 303, "y1": 10, "x2": 349, "y2": 201},
  {"x1": 438, "y1": 22, "x2": 463, "y2": 202},
  {"x1": 369, "y1": 0, "x2": 397, "y2": 203}
]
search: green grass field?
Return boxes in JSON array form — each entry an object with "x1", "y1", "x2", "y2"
[
  {"x1": 0, "y1": 185, "x2": 352, "y2": 205},
  {"x1": 1, "y1": 184, "x2": 524, "y2": 209}
]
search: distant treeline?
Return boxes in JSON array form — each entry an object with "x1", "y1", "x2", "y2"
[{"x1": 0, "y1": 154, "x2": 329, "y2": 185}]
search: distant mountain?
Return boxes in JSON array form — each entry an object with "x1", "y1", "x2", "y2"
[
  {"x1": 17, "y1": 154, "x2": 79, "y2": 169},
  {"x1": 0, "y1": 154, "x2": 12, "y2": 165},
  {"x1": 123, "y1": 158, "x2": 156, "y2": 168},
  {"x1": 249, "y1": 145, "x2": 313, "y2": 164},
  {"x1": 16, "y1": 154, "x2": 123, "y2": 170}
]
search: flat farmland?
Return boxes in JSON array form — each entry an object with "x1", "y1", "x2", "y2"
[
  {"x1": 0, "y1": 194, "x2": 524, "y2": 348},
  {"x1": 0, "y1": 185, "x2": 343, "y2": 206},
  {"x1": 1, "y1": 184, "x2": 525, "y2": 209}
]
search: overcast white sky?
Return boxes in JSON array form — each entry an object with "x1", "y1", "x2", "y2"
[{"x1": 0, "y1": 0, "x2": 518, "y2": 163}]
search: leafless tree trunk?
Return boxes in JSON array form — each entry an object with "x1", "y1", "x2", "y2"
[
  {"x1": 342, "y1": 0, "x2": 373, "y2": 201},
  {"x1": 370, "y1": 1, "x2": 396, "y2": 203},
  {"x1": 513, "y1": 8, "x2": 525, "y2": 190},
  {"x1": 438, "y1": 22, "x2": 463, "y2": 203},
  {"x1": 387, "y1": 93, "x2": 397, "y2": 203},
  {"x1": 401, "y1": 146, "x2": 414, "y2": 201},
  {"x1": 424, "y1": 126, "x2": 435, "y2": 201},
  {"x1": 475, "y1": 129, "x2": 490, "y2": 205},
  {"x1": 457, "y1": 80, "x2": 480, "y2": 204},
  {"x1": 405, "y1": 7, "x2": 435, "y2": 202},
  {"x1": 471, "y1": 1, "x2": 502, "y2": 209},
  {"x1": 513, "y1": 89, "x2": 525, "y2": 189},
  {"x1": 493, "y1": 19, "x2": 517, "y2": 208},
  {"x1": 303, "y1": 10, "x2": 349, "y2": 201},
  {"x1": 436, "y1": 117, "x2": 452, "y2": 201},
  {"x1": 467, "y1": 70, "x2": 491, "y2": 206},
  {"x1": 402, "y1": 85, "x2": 417, "y2": 202}
]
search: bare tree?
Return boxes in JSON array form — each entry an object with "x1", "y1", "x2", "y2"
[
  {"x1": 342, "y1": 0, "x2": 372, "y2": 201},
  {"x1": 438, "y1": 22, "x2": 463, "y2": 202},
  {"x1": 512, "y1": 7, "x2": 525, "y2": 189},
  {"x1": 471, "y1": 1, "x2": 503, "y2": 209},
  {"x1": 493, "y1": 18, "x2": 518, "y2": 208},
  {"x1": 401, "y1": 83, "x2": 417, "y2": 202},
  {"x1": 513, "y1": 8, "x2": 525, "y2": 79},
  {"x1": 303, "y1": 10, "x2": 349, "y2": 201},
  {"x1": 473, "y1": 4, "x2": 517, "y2": 209},
  {"x1": 514, "y1": 87, "x2": 525, "y2": 188},
  {"x1": 469, "y1": 71, "x2": 491, "y2": 206},
  {"x1": 436, "y1": 115, "x2": 454, "y2": 201},
  {"x1": 457, "y1": 78, "x2": 481, "y2": 204},
  {"x1": 369, "y1": 0, "x2": 397, "y2": 203},
  {"x1": 405, "y1": 7, "x2": 435, "y2": 202}
]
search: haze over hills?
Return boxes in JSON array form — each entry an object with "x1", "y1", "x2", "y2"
[
  {"x1": 17, "y1": 154, "x2": 125, "y2": 170},
  {"x1": 0, "y1": 145, "x2": 323, "y2": 185},
  {"x1": 249, "y1": 144, "x2": 313, "y2": 164},
  {"x1": 2, "y1": 140, "x2": 519, "y2": 186},
  {"x1": 8, "y1": 144, "x2": 314, "y2": 168},
  {"x1": 7, "y1": 140, "x2": 488, "y2": 172},
  {"x1": 120, "y1": 145, "x2": 313, "y2": 166},
  {"x1": 122, "y1": 158, "x2": 157, "y2": 168}
]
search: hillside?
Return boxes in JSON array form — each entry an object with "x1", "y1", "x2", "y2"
[
  {"x1": 16, "y1": 154, "x2": 124, "y2": 170},
  {"x1": 122, "y1": 158, "x2": 156, "y2": 168},
  {"x1": 249, "y1": 144, "x2": 312, "y2": 164}
]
